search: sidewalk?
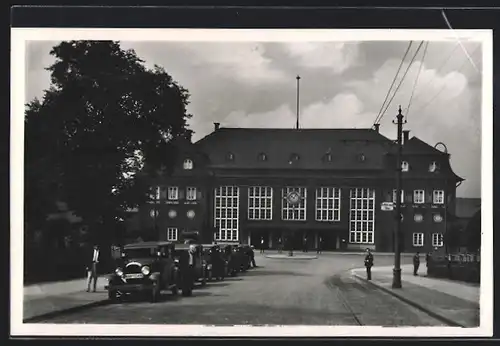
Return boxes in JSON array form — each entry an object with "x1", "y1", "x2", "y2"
[
  {"x1": 351, "y1": 264, "x2": 480, "y2": 328},
  {"x1": 24, "y1": 275, "x2": 110, "y2": 322},
  {"x1": 257, "y1": 250, "x2": 416, "y2": 256}
]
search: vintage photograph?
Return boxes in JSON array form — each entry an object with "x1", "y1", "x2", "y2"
[{"x1": 11, "y1": 29, "x2": 492, "y2": 337}]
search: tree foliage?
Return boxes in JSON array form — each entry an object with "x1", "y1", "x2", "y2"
[{"x1": 25, "y1": 41, "x2": 192, "y2": 243}]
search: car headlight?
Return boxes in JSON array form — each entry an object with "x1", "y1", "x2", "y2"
[
  {"x1": 141, "y1": 266, "x2": 151, "y2": 275},
  {"x1": 207, "y1": 264, "x2": 212, "y2": 270},
  {"x1": 115, "y1": 268, "x2": 123, "y2": 276},
  {"x1": 174, "y1": 259, "x2": 180, "y2": 263}
]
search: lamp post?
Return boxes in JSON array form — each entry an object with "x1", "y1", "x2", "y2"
[{"x1": 392, "y1": 106, "x2": 406, "y2": 289}]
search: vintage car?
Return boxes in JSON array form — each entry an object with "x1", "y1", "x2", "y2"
[
  {"x1": 105, "y1": 241, "x2": 179, "y2": 303},
  {"x1": 201, "y1": 244, "x2": 227, "y2": 281},
  {"x1": 218, "y1": 244, "x2": 241, "y2": 276},
  {"x1": 173, "y1": 243, "x2": 207, "y2": 292},
  {"x1": 236, "y1": 244, "x2": 255, "y2": 270}
]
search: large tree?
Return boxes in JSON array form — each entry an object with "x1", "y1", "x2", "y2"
[{"x1": 25, "y1": 40, "x2": 192, "y2": 245}]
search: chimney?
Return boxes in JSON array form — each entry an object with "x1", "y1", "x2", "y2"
[
  {"x1": 214, "y1": 122, "x2": 220, "y2": 131},
  {"x1": 403, "y1": 130, "x2": 410, "y2": 144},
  {"x1": 373, "y1": 124, "x2": 380, "y2": 133}
]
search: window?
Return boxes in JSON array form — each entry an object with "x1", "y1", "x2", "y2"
[
  {"x1": 413, "y1": 190, "x2": 425, "y2": 204},
  {"x1": 316, "y1": 187, "x2": 341, "y2": 221},
  {"x1": 433, "y1": 213, "x2": 443, "y2": 223},
  {"x1": 168, "y1": 186, "x2": 179, "y2": 200},
  {"x1": 226, "y1": 152, "x2": 235, "y2": 161},
  {"x1": 248, "y1": 186, "x2": 273, "y2": 220},
  {"x1": 432, "y1": 233, "x2": 444, "y2": 247},
  {"x1": 282, "y1": 187, "x2": 307, "y2": 221},
  {"x1": 433, "y1": 190, "x2": 444, "y2": 204},
  {"x1": 414, "y1": 213, "x2": 423, "y2": 223},
  {"x1": 288, "y1": 153, "x2": 300, "y2": 165},
  {"x1": 258, "y1": 153, "x2": 267, "y2": 161},
  {"x1": 429, "y1": 161, "x2": 439, "y2": 172},
  {"x1": 413, "y1": 233, "x2": 424, "y2": 247},
  {"x1": 183, "y1": 159, "x2": 193, "y2": 170},
  {"x1": 166, "y1": 228, "x2": 178, "y2": 241},
  {"x1": 186, "y1": 187, "x2": 197, "y2": 201},
  {"x1": 323, "y1": 153, "x2": 332, "y2": 162},
  {"x1": 148, "y1": 186, "x2": 160, "y2": 201},
  {"x1": 392, "y1": 189, "x2": 405, "y2": 204},
  {"x1": 401, "y1": 161, "x2": 409, "y2": 172},
  {"x1": 349, "y1": 188, "x2": 375, "y2": 244},
  {"x1": 214, "y1": 186, "x2": 239, "y2": 242}
]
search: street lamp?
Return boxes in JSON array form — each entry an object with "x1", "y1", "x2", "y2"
[{"x1": 391, "y1": 106, "x2": 406, "y2": 289}]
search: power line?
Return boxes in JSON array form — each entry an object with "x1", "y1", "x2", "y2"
[
  {"x1": 372, "y1": 41, "x2": 413, "y2": 126},
  {"x1": 377, "y1": 41, "x2": 425, "y2": 125},
  {"x1": 411, "y1": 44, "x2": 481, "y2": 115},
  {"x1": 404, "y1": 41, "x2": 429, "y2": 121}
]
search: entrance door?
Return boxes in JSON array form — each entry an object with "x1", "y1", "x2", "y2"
[{"x1": 318, "y1": 232, "x2": 337, "y2": 251}]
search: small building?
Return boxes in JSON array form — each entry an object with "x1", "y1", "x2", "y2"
[{"x1": 125, "y1": 124, "x2": 464, "y2": 253}]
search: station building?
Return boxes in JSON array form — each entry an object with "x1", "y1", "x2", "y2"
[{"x1": 125, "y1": 123, "x2": 463, "y2": 253}]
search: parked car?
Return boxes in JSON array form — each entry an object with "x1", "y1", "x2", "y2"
[
  {"x1": 237, "y1": 244, "x2": 255, "y2": 270},
  {"x1": 173, "y1": 243, "x2": 207, "y2": 294},
  {"x1": 218, "y1": 244, "x2": 239, "y2": 276},
  {"x1": 202, "y1": 244, "x2": 227, "y2": 281},
  {"x1": 105, "y1": 241, "x2": 179, "y2": 303}
]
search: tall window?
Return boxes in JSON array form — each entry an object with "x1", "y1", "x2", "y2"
[
  {"x1": 281, "y1": 187, "x2": 307, "y2": 221},
  {"x1": 315, "y1": 187, "x2": 341, "y2": 221},
  {"x1": 186, "y1": 187, "x2": 197, "y2": 201},
  {"x1": 168, "y1": 186, "x2": 179, "y2": 200},
  {"x1": 349, "y1": 188, "x2": 375, "y2": 244},
  {"x1": 432, "y1": 233, "x2": 444, "y2": 247},
  {"x1": 433, "y1": 190, "x2": 444, "y2": 204},
  {"x1": 413, "y1": 233, "x2": 424, "y2": 247},
  {"x1": 148, "y1": 186, "x2": 160, "y2": 201},
  {"x1": 248, "y1": 186, "x2": 273, "y2": 220},
  {"x1": 214, "y1": 186, "x2": 239, "y2": 242},
  {"x1": 167, "y1": 227, "x2": 178, "y2": 241},
  {"x1": 183, "y1": 159, "x2": 193, "y2": 170},
  {"x1": 413, "y1": 190, "x2": 425, "y2": 204},
  {"x1": 392, "y1": 189, "x2": 405, "y2": 204}
]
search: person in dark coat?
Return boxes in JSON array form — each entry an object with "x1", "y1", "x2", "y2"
[
  {"x1": 317, "y1": 236, "x2": 323, "y2": 254},
  {"x1": 277, "y1": 237, "x2": 283, "y2": 254},
  {"x1": 413, "y1": 252, "x2": 421, "y2": 276},
  {"x1": 86, "y1": 244, "x2": 100, "y2": 292},
  {"x1": 364, "y1": 248, "x2": 374, "y2": 280},
  {"x1": 302, "y1": 236, "x2": 308, "y2": 253},
  {"x1": 260, "y1": 237, "x2": 265, "y2": 254},
  {"x1": 249, "y1": 246, "x2": 257, "y2": 267}
]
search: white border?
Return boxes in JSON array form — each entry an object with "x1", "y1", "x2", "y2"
[{"x1": 11, "y1": 28, "x2": 493, "y2": 337}]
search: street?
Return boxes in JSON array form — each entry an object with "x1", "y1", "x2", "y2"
[{"x1": 36, "y1": 254, "x2": 447, "y2": 326}]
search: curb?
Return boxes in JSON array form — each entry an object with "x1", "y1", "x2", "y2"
[
  {"x1": 351, "y1": 271, "x2": 465, "y2": 328},
  {"x1": 265, "y1": 255, "x2": 318, "y2": 260},
  {"x1": 23, "y1": 299, "x2": 110, "y2": 323}
]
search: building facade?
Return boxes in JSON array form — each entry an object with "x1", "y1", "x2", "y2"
[{"x1": 125, "y1": 124, "x2": 463, "y2": 253}]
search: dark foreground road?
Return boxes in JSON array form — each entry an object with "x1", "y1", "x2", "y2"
[{"x1": 37, "y1": 254, "x2": 446, "y2": 326}]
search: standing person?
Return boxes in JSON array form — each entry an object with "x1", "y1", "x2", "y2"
[
  {"x1": 278, "y1": 237, "x2": 283, "y2": 254},
  {"x1": 317, "y1": 236, "x2": 323, "y2": 255},
  {"x1": 86, "y1": 244, "x2": 100, "y2": 292},
  {"x1": 302, "y1": 236, "x2": 308, "y2": 253},
  {"x1": 364, "y1": 248, "x2": 374, "y2": 280},
  {"x1": 250, "y1": 246, "x2": 257, "y2": 267},
  {"x1": 260, "y1": 237, "x2": 265, "y2": 254},
  {"x1": 413, "y1": 252, "x2": 421, "y2": 276}
]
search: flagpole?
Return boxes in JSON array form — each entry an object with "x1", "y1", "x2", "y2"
[{"x1": 296, "y1": 75, "x2": 301, "y2": 129}]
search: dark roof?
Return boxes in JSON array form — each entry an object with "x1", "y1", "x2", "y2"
[
  {"x1": 402, "y1": 137, "x2": 448, "y2": 156},
  {"x1": 455, "y1": 198, "x2": 481, "y2": 218},
  {"x1": 195, "y1": 128, "x2": 394, "y2": 170},
  {"x1": 124, "y1": 241, "x2": 173, "y2": 249}
]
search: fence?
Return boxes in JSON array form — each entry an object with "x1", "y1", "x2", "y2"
[{"x1": 426, "y1": 252, "x2": 480, "y2": 284}]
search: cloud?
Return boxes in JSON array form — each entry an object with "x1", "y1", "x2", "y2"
[{"x1": 283, "y1": 42, "x2": 360, "y2": 73}]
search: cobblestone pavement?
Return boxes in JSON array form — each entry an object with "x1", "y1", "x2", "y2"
[{"x1": 36, "y1": 254, "x2": 446, "y2": 326}]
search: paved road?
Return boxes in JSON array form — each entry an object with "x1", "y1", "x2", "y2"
[{"x1": 36, "y1": 254, "x2": 446, "y2": 326}]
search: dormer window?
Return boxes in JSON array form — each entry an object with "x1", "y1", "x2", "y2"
[
  {"x1": 323, "y1": 153, "x2": 332, "y2": 162},
  {"x1": 258, "y1": 152, "x2": 267, "y2": 161},
  {"x1": 358, "y1": 153, "x2": 366, "y2": 162},
  {"x1": 226, "y1": 152, "x2": 235, "y2": 162},
  {"x1": 429, "y1": 161, "x2": 439, "y2": 172},
  {"x1": 401, "y1": 161, "x2": 409, "y2": 172},
  {"x1": 183, "y1": 159, "x2": 193, "y2": 170}
]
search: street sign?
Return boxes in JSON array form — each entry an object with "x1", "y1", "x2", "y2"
[{"x1": 381, "y1": 202, "x2": 394, "y2": 211}]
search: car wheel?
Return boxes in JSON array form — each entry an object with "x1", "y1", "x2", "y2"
[
  {"x1": 171, "y1": 284, "x2": 178, "y2": 296},
  {"x1": 208, "y1": 270, "x2": 213, "y2": 282}
]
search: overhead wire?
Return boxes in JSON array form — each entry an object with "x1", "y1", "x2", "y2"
[
  {"x1": 411, "y1": 44, "x2": 481, "y2": 115},
  {"x1": 404, "y1": 41, "x2": 429, "y2": 121},
  {"x1": 376, "y1": 40, "x2": 425, "y2": 125},
  {"x1": 372, "y1": 41, "x2": 413, "y2": 126}
]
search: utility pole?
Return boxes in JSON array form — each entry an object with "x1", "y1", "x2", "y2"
[
  {"x1": 392, "y1": 106, "x2": 406, "y2": 289},
  {"x1": 296, "y1": 75, "x2": 301, "y2": 129}
]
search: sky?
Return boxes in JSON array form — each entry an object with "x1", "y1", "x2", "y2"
[{"x1": 25, "y1": 39, "x2": 483, "y2": 198}]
